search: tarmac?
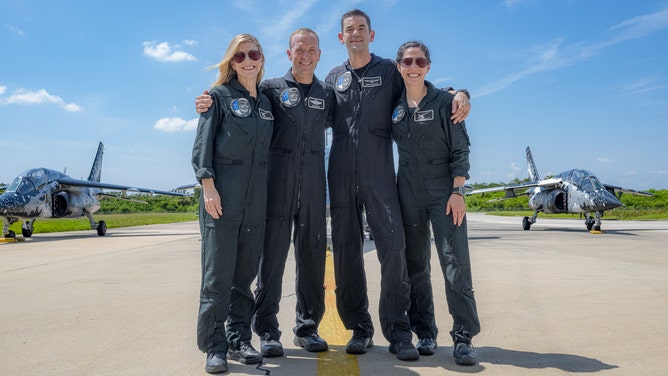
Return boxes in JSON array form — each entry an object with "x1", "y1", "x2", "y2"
[{"x1": 1, "y1": 213, "x2": 667, "y2": 376}]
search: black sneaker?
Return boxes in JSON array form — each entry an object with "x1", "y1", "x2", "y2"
[
  {"x1": 345, "y1": 333, "x2": 373, "y2": 354},
  {"x1": 227, "y1": 342, "x2": 263, "y2": 365},
  {"x1": 260, "y1": 333, "x2": 284, "y2": 357},
  {"x1": 205, "y1": 351, "x2": 228, "y2": 374},
  {"x1": 294, "y1": 333, "x2": 329, "y2": 352},
  {"x1": 453, "y1": 341, "x2": 477, "y2": 365},
  {"x1": 389, "y1": 340, "x2": 420, "y2": 361},
  {"x1": 416, "y1": 338, "x2": 437, "y2": 356}
]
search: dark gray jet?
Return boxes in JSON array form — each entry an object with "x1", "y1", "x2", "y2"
[
  {"x1": 468, "y1": 146, "x2": 653, "y2": 233},
  {"x1": 0, "y1": 142, "x2": 183, "y2": 239}
]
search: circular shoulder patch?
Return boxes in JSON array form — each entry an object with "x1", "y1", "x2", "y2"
[
  {"x1": 230, "y1": 98, "x2": 251, "y2": 117},
  {"x1": 392, "y1": 105, "x2": 406, "y2": 124},
  {"x1": 335, "y1": 71, "x2": 353, "y2": 92},
  {"x1": 280, "y1": 87, "x2": 300, "y2": 108}
]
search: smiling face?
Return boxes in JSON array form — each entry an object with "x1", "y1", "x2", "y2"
[
  {"x1": 338, "y1": 15, "x2": 375, "y2": 55},
  {"x1": 231, "y1": 41, "x2": 263, "y2": 83},
  {"x1": 397, "y1": 47, "x2": 431, "y2": 87},
  {"x1": 288, "y1": 32, "x2": 321, "y2": 83}
]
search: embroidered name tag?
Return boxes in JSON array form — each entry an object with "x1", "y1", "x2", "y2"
[
  {"x1": 259, "y1": 108, "x2": 274, "y2": 120},
  {"x1": 307, "y1": 97, "x2": 325, "y2": 110},
  {"x1": 361, "y1": 76, "x2": 382, "y2": 88},
  {"x1": 414, "y1": 109, "x2": 434, "y2": 122}
]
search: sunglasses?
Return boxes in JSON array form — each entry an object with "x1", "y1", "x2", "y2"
[
  {"x1": 233, "y1": 50, "x2": 262, "y2": 63},
  {"x1": 400, "y1": 57, "x2": 429, "y2": 68}
]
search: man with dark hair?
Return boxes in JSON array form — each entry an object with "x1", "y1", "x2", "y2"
[{"x1": 324, "y1": 9, "x2": 471, "y2": 361}]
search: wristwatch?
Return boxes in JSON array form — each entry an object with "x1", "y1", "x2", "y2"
[
  {"x1": 455, "y1": 89, "x2": 471, "y2": 99},
  {"x1": 452, "y1": 186, "x2": 466, "y2": 196}
]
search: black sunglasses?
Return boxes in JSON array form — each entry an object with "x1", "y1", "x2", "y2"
[
  {"x1": 233, "y1": 50, "x2": 262, "y2": 63},
  {"x1": 400, "y1": 57, "x2": 429, "y2": 68}
]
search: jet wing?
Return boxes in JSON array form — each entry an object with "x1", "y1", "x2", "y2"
[
  {"x1": 468, "y1": 178, "x2": 563, "y2": 199},
  {"x1": 56, "y1": 178, "x2": 185, "y2": 196},
  {"x1": 603, "y1": 184, "x2": 653, "y2": 197}
]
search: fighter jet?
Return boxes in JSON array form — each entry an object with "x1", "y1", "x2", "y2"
[
  {"x1": 0, "y1": 142, "x2": 183, "y2": 239},
  {"x1": 468, "y1": 146, "x2": 653, "y2": 232}
]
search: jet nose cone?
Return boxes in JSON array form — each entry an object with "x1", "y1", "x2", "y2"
[
  {"x1": 0, "y1": 193, "x2": 24, "y2": 215},
  {"x1": 598, "y1": 190, "x2": 623, "y2": 211}
]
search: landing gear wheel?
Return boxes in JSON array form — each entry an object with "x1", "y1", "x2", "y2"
[
  {"x1": 22, "y1": 228, "x2": 33, "y2": 238},
  {"x1": 585, "y1": 218, "x2": 595, "y2": 231},
  {"x1": 97, "y1": 220, "x2": 107, "y2": 236},
  {"x1": 5, "y1": 230, "x2": 16, "y2": 239},
  {"x1": 522, "y1": 216, "x2": 532, "y2": 230}
]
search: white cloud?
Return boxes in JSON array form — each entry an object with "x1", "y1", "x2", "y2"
[
  {"x1": 478, "y1": 7, "x2": 668, "y2": 97},
  {"x1": 153, "y1": 117, "x2": 198, "y2": 132},
  {"x1": 183, "y1": 40, "x2": 198, "y2": 46},
  {"x1": 0, "y1": 86, "x2": 6, "y2": 95},
  {"x1": 598, "y1": 157, "x2": 612, "y2": 163},
  {"x1": 3, "y1": 24, "x2": 25, "y2": 37},
  {"x1": 0, "y1": 88, "x2": 82, "y2": 112},
  {"x1": 143, "y1": 41, "x2": 197, "y2": 62}
]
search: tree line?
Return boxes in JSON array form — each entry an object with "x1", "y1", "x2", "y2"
[{"x1": 96, "y1": 184, "x2": 668, "y2": 214}]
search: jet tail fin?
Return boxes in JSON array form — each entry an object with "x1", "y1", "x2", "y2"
[
  {"x1": 87, "y1": 142, "x2": 104, "y2": 182},
  {"x1": 526, "y1": 146, "x2": 540, "y2": 182}
]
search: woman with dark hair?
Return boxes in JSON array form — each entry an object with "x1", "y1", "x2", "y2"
[{"x1": 392, "y1": 41, "x2": 480, "y2": 366}]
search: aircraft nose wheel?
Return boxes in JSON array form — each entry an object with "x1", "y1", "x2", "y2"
[
  {"x1": 21, "y1": 228, "x2": 33, "y2": 238},
  {"x1": 522, "y1": 216, "x2": 532, "y2": 230},
  {"x1": 585, "y1": 217, "x2": 595, "y2": 231},
  {"x1": 97, "y1": 220, "x2": 107, "y2": 236},
  {"x1": 4, "y1": 230, "x2": 16, "y2": 239}
]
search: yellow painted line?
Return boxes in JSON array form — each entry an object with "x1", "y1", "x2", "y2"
[
  {"x1": 0, "y1": 236, "x2": 25, "y2": 243},
  {"x1": 316, "y1": 249, "x2": 361, "y2": 375}
]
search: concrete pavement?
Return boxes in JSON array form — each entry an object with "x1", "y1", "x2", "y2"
[{"x1": 1, "y1": 213, "x2": 667, "y2": 375}]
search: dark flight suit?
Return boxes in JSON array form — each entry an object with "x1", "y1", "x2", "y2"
[
  {"x1": 325, "y1": 54, "x2": 413, "y2": 343},
  {"x1": 251, "y1": 70, "x2": 334, "y2": 340},
  {"x1": 192, "y1": 79, "x2": 273, "y2": 354},
  {"x1": 391, "y1": 81, "x2": 480, "y2": 344}
]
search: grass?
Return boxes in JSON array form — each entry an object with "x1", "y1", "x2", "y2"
[
  {"x1": 6, "y1": 208, "x2": 666, "y2": 236},
  {"x1": 476, "y1": 208, "x2": 668, "y2": 220},
  {"x1": 7, "y1": 213, "x2": 198, "y2": 235}
]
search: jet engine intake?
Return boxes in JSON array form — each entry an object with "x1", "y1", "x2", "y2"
[
  {"x1": 52, "y1": 191, "x2": 84, "y2": 217},
  {"x1": 530, "y1": 190, "x2": 568, "y2": 214}
]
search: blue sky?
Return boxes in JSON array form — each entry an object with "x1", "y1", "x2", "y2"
[{"x1": 1, "y1": 0, "x2": 667, "y2": 191}]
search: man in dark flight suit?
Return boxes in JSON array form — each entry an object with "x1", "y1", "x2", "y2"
[{"x1": 324, "y1": 9, "x2": 471, "y2": 361}]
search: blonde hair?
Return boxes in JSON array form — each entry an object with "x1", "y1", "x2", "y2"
[{"x1": 209, "y1": 34, "x2": 265, "y2": 88}]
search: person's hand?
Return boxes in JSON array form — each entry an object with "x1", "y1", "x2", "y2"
[
  {"x1": 451, "y1": 91, "x2": 471, "y2": 124},
  {"x1": 196, "y1": 90, "x2": 213, "y2": 114},
  {"x1": 201, "y1": 179, "x2": 222, "y2": 219},
  {"x1": 446, "y1": 194, "x2": 466, "y2": 226}
]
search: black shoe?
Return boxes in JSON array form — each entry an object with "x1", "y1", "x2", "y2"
[
  {"x1": 416, "y1": 338, "x2": 437, "y2": 356},
  {"x1": 345, "y1": 334, "x2": 373, "y2": 354},
  {"x1": 260, "y1": 333, "x2": 284, "y2": 357},
  {"x1": 294, "y1": 333, "x2": 329, "y2": 352},
  {"x1": 389, "y1": 340, "x2": 420, "y2": 361},
  {"x1": 227, "y1": 342, "x2": 263, "y2": 365},
  {"x1": 205, "y1": 352, "x2": 228, "y2": 374},
  {"x1": 453, "y1": 341, "x2": 477, "y2": 365}
]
